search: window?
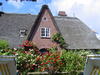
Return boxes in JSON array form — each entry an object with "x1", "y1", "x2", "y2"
[
  {"x1": 44, "y1": 17, "x2": 46, "y2": 20},
  {"x1": 41, "y1": 28, "x2": 50, "y2": 38},
  {"x1": 42, "y1": 17, "x2": 48, "y2": 21},
  {"x1": 20, "y1": 29, "x2": 27, "y2": 37}
]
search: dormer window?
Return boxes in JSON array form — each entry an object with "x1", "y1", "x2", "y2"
[
  {"x1": 41, "y1": 27, "x2": 50, "y2": 38},
  {"x1": 42, "y1": 17, "x2": 47, "y2": 21},
  {"x1": 20, "y1": 29, "x2": 27, "y2": 37}
]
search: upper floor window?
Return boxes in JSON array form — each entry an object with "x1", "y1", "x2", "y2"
[
  {"x1": 41, "y1": 27, "x2": 50, "y2": 38},
  {"x1": 20, "y1": 29, "x2": 27, "y2": 37}
]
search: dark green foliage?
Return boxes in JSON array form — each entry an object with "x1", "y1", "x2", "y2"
[
  {"x1": 52, "y1": 33, "x2": 68, "y2": 49},
  {"x1": 0, "y1": 40, "x2": 9, "y2": 49}
]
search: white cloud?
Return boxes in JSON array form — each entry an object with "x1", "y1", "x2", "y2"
[
  {"x1": 49, "y1": 0, "x2": 100, "y2": 16},
  {"x1": 48, "y1": 0, "x2": 100, "y2": 34},
  {"x1": 8, "y1": 0, "x2": 24, "y2": 9}
]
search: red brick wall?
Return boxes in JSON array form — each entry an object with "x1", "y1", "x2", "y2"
[{"x1": 32, "y1": 9, "x2": 58, "y2": 49}]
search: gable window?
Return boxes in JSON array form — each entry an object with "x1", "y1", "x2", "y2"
[
  {"x1": 20, "y1": 29, "x2": 27, "y2": 37},
  {"x1": 42, "y1": 17, "x2": 48, "y2": 21},
  {"x1": 43, "y1": 17, "x2": 47, "y2": 20},
  {"x1": 41, "y1": 28, "x2": 50, "y2": 38}
]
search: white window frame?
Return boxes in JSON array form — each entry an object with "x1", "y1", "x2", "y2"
[
  {"x1": 20, "y1": 29, "x2": 26, "y2": 37},
  {"x1": 40, "y1": 27, "x2": 50, "y2": 38}
]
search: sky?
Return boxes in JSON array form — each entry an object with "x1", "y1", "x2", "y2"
[{"x1": 0, "y1": 0, "x2": 100, "y2": 39}]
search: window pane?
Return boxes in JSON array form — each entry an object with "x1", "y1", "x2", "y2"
[
  {"x1": 46, "y1": 33, "x2": 49, "y2": 37},
  {"x1": 46, "y1": 28, "x2": 50, "y2": 37},
  {"x1": 41, "y1": 28, "x2": 50, "y2": 37},
  {"x1": 41, "y1": 28, "x2": 45, "y2": 37},
  {"x1": 41, "y1": 30, "x2": 45, "y2": 33},
  {"x1": 41, "y1": 28, "x2": 45, "y2": 32},
  {"x1": 46, "y1": 28, "x2": 49, "y2": 33},
  {"x1": 41, "y1": 33, "x2": 45, "y2": 36}
]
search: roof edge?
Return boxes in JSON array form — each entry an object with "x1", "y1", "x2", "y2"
[{"x1": 27, "y1": 4, "x2": 60, "y2": 40}]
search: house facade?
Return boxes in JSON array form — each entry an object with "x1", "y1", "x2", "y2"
[
  {"x1": 27, "y1": 5, "x2": 59, "y2": 49},
  {"x1": 0, "y1": 5, "x2": 100, "y2": 50}
]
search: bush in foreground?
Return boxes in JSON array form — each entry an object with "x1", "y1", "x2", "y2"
[
  {"x1": 0, "y1": 40, "x2": 94, "y2": 75},
  {"x1": 60, "y1": 50, "x2": 93, "y2": 74}
]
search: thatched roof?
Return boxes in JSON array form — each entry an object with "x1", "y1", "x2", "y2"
[
  {"x1": 55, "y1": 16, "x2": 100, "y2": 49},
  {"x1": 0, "y1": 13, "x2": 37, "y2": 48},
  {"x1": 0, "y1": 6, "x2": 100, "y2": 49}
]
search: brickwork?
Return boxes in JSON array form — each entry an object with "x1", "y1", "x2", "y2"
[{"x1": 32, "y1": 9, "x2": 58, "y2": 49}]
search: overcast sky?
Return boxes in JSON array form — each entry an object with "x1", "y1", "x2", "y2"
[{"x1": 0, "y1": 0, "x2": 100, "y2": 38}]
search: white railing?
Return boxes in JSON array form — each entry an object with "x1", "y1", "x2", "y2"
[
  {"x1": 0, "y1": 56, "x2": 16, "y2": 75},
  {"x1": 84, "y1": 55, "x2": 100, "y2": 75}
]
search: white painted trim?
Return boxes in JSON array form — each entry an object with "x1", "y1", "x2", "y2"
[{"x1": 40, "y1": 27, "x2": 50, "y2": 38}]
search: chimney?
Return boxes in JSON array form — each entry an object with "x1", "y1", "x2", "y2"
[{"x1": 58, "y1": 11, "x2": 67, "y2": 16}]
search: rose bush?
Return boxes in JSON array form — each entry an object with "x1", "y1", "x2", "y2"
[
  {"x1": 35, "y1": 50, "x2": 63, "y2": 74},
  {"x1": 0, "y1": 41, "x2": 39, "y2": 74},
  {"x1": 0, "y1": 48, "x2": 38, "y2": 74}
]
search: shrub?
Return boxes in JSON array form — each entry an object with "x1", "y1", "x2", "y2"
[
  {"x1": 0, "y1": 40, "x2": 39, "y2": 74},
  {"x1": 35, "y1": 50, "x2": 63, "y2": 74},
  {"x1": 0, "y1": 40, "x2": 9, "y2": 49},
  {"x1": 60, "y1": 50, "x2": 93, "y2": 74},
  {"x1": 52, "y1": 33, "x2": 68, "y2": 49},
  {"x1": 0, "y1": 48, "x2": 38, "y2": 74},
  {"x1": 93, "y1": 49, "x2": 100, "y2": 54},
  {"x1": 0, "y1": 39, "x2": 94, "y2": 74},
  {"x1": 21, "y1": 40, "x2": 39, "y2": 51},
  {"x1": 16, "y1": 49, "x2": 37, "y2": 74}
]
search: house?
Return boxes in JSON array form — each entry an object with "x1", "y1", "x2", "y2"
[{"x1": 0, "y1": 5, "x2": 100, "y2": 50}]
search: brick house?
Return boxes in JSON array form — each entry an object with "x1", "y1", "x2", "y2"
[
  {"x1": 0, "y1": 5, "x2": 100, "y2": 50},
  {"x1": 27, "y1": 5, "x2": 59, "y2": 49}
]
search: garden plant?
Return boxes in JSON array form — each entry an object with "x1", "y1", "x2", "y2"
[{"x1": 0, "y1": 39, "x2": 93, "y2": 75}]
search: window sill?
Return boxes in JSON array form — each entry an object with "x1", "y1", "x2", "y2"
[{"x1": 41, "y1": 37, "x2": 51, "y2": 39}]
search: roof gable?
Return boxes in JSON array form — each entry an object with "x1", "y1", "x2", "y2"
[{"x1": 27, "y1": 5, "x2": 59, "y2": 41}]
